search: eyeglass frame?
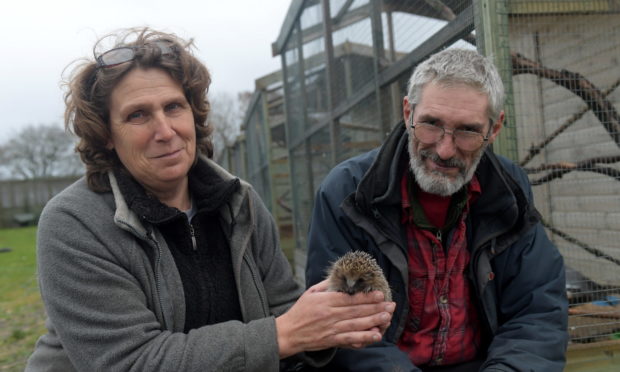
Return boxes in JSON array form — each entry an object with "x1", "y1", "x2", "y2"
[
  {"x1": 408, "y1": 106, "x2": 495, "y2": 152},
  {"x1": 94, "y1": 40, "x2": 176, "y2": 68}
]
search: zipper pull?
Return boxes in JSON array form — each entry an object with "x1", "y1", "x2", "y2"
[
  {"x1": 189, "y1": 223, "x2": 197, "y2": 251},
  {"x1": 436, "y1": 229, "x2": 442, "y2": 244}
]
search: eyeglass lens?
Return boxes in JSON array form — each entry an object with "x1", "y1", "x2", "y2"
[
  {"x1": 414, "y1": 123, "x2": 484, "y2": 151},
  {"x1": 97, "y1": 41, "x2": 173, "y2": 68},
  {"x1": 98, "y1": 48, "x2": 136, "y2": 67}
]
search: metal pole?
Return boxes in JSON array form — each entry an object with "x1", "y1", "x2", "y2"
[
  {"x1": 474, "y1": 0, "x2": 518, "y2": 161},
  {"x1": 370, "y1": 0, "x2": 388, "y2": 137},
  {"x1": 321, "y1": 0, "x2": 339, "y2": 166}
]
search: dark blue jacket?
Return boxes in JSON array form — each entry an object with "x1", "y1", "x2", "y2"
[{"x1": 306, "y1": 122, "x2": 568, "y2": 371}]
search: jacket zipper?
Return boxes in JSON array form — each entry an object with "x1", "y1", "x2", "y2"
[
  {"x1": 147, "y1": 230, "x2": 168, "y2": 330},
  {"x1": 470, "y1": 239, "x2": 497, "y2": 335},
  {"x1": 243, "y1": 254, "x2": 267, "y2": 316},
  {"x1": 189, "y1": 223, "x2": 197, "y2": 251}
]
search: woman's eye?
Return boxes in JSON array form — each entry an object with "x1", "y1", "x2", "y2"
[
  {"x1": 166, "y1": 102, "x2": 182, "y2": 112},
  {"x1": 127, "y1": 111, "x2": 146, "y2": 124}
]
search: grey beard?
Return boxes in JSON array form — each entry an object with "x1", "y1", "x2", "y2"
[{"x1": 408, "y1": 139, "x2": 484, "y2": 196}]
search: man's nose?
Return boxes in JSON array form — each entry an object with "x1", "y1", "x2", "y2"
[{"x1": 435, "y1": 130, "x2": 458, "y2": 159}]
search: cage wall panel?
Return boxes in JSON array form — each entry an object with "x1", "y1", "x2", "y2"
[{"x1": 509, "y1": 0, "x2": 620, "y2": 346}]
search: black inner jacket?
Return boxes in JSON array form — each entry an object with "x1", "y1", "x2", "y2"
[{"x1": 114, "y1": 161, "x2": 242, "y2": 332}]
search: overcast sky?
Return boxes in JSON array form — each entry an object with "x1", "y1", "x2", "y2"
[{"x1": 0, "y1": 0, "x2": 292, "y2": 142}]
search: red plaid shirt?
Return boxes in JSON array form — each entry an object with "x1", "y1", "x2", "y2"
[{"x1": 397, "y1": 172, "x2": 482, "y2": 367}]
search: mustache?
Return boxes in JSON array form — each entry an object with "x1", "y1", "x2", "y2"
[{"x1": 418, "y1": 149, "x2": 466, "y2": 170}]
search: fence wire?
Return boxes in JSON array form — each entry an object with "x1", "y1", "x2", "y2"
[{"x1": 229, "y1": 0, "x2": 620, "y2": 346}]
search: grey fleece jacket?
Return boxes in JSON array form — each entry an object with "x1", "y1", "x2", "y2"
[{"x1": 26, "y1": 158, "x2": 309, "y2": 371}]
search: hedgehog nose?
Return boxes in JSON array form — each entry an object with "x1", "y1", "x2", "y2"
[{"x1": 346, "y1": 278, "x2": 357, "y2": 288}]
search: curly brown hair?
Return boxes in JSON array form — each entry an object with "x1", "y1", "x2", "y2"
[{"x1": 64, "y1": 27, "x2": 213, "y2": 192}]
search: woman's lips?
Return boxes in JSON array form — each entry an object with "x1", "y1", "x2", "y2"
[{"x1": 153, "y1": 149, "x2": 182, "y2": 159}]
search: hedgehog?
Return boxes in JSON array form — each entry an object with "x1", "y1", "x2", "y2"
[{"x1": 325, "y1": 250, "x2": 392, "y2": 302}]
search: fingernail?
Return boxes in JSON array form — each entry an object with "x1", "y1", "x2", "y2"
[
  {"x1": 373, "y1": 334, "x2": 380, "y2": 341},
  {"x1": 381, "y1": 312, "x2": 389, "y2": 321},
  {"x1": 374, "y1": 293, "x2": 383, "y2": 301},
  {"x1": 385, "y1": 303, "x2": 395, "y2": 312}
]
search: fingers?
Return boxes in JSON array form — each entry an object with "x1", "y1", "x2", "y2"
[
  {"x1": 378, "y1": 319, "x2": 391, "y2": 334},
  {"x1": 307, "y1": 279, "x2": 330, "y2": 293},
  {"x1": 322, "y1": 326, "x2": 385, "y2": 350},
  {"x1": 331, "y1": 298, "x2": 395, "y2": 321},
  {"x1": 276, "y1": 288, "x2": 395, "y2": 354},
  {"x1": 331, "y1": 301, "x2": 391, "y2": 320},
  {"x1": 326, "y1": 290, "x2": 386, "y2": 307},
  {"x1": 330, "y1": 328, "x2": 383, "y2": 349},
  {"x1": 327, "y1": 297, "x2": 395, "y2": 341},
  {"x1": 330, "y1": 302, "x2": 394, "y2": 348},
  {"x1": 332, "y1": 309, "x2": 392, "y2": 334}
]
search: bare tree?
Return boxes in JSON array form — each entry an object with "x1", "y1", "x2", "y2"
[
  {"x1": 208, "y1": 91, "x2": 252, "y2": 161},
  {"x1": 0, "y1": 123, "x2": 83, "y2": 180}
]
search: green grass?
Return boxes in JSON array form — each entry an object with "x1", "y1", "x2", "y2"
[{"x1": 0, "y1": 226, "x2": 46, "y2": 371}]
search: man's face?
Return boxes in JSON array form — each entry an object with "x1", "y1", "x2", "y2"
[{"x1": 403, "y1": 82, "x2": 502, "y2": 196}]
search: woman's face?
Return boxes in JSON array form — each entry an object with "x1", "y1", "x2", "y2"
[{"x1": 107, "y1": 68, "x2": 196, "y2": 194}]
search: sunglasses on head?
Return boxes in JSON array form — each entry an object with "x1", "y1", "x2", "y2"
[{"x1": 95, "y1": 40, "x2": 175, "y2": 68}]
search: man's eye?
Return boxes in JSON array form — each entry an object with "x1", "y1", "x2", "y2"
[{"x1": 460, "y1": 127, "x2": 482, "y2": 134}]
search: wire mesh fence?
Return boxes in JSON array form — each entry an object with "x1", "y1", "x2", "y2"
[
  {"x1": 226, "y1": 0, "x2": 620, "y2": 349},
  {"x1": 507, "y1": 0, "x2": 620, "y2": 345}
]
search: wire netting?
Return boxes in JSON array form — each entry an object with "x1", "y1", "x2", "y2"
[
  {"x1": 507, "y1": 0, "x2": 620, "y2": 345},
  {"x1": 234, "y1": 0, "x2": 620, "y2": 346}
]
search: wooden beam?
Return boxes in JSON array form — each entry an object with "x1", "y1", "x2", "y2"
[{"x1": 509, "y1": 0, "x2": 618, "y2": 15}]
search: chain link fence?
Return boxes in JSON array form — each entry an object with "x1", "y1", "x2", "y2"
[{"x1": 224, "y1": 0, "x2": 620, "y2": 356}]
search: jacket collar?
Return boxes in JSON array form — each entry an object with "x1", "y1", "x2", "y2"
[
  {"x1": 470, "y1": 150, "x2": 540, "y2": 254},
  {"x1": 110, "y1": 157, "x2": 240, "y2": 226},
  {"x1": 354, "y1": 121, "x2": 410, "y2": 214}
]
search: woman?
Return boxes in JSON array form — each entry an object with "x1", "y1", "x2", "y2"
[{"x1": 26, "y1": 28, "x2": 394, "y2": 371}]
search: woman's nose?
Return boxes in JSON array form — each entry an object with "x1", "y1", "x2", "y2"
[{"x1": 152, "y1": 112, "x2": 175, "y2": 141}]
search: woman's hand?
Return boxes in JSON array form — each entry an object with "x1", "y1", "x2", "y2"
[{"x1": 275, "y1": 279, "x2": 395, "y2": 358}]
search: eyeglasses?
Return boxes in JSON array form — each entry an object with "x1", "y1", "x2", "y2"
[
  {"x1": 95, "y1": 41, "x2": 175, "y2": 68},
  {"x1": 410, "y1": 121, "x2": 491, "y2": 152}
]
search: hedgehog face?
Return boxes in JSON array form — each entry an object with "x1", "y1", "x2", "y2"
[
  {"x1": 334, "y1": 268, "x2": 376, "y2": 294},
  {"x1": 326, "y1": 250, "x2": 392, "y2": 301}
]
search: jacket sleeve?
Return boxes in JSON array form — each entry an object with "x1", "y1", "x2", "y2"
[
  {"x1": 482, "y1": 164, "x2": 568, "y2": 372},
  {"x1": 482, "y1": 223, "x2": 568, "y2": 372},
  {"x1": 306, "y1": 170, "x2": 419, "y2": 372},
  {"x1": 248, "y1": 189, "x2": 335, "y2": 368}
]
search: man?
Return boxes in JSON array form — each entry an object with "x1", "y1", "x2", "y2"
[{"x1": 306, "y1": 48, "x2": 568, "y2": 371}]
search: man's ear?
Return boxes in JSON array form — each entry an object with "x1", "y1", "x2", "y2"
[
  {"x1": 402, "y1": 96, "x2": 412, "y2": 128},
  {"x1": 487, "y1": 111, "x2": 504, "y2": 144}
]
